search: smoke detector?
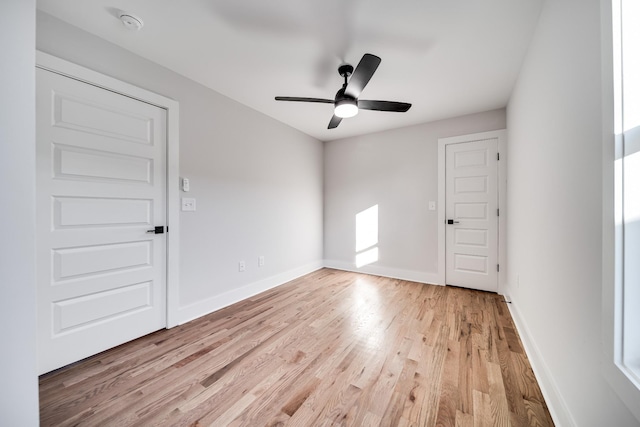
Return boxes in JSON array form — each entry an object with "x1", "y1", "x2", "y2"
[{"x1": 118, "y1": 12, "x2": 144, "y2": 31}]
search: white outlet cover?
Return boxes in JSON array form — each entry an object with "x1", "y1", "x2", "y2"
[
  {"x1": 181, "y1": 198, "x2": 196, "y2": 211},
  {"x1": 429, "y1": 201, "x2": 436, "y2": 211}
]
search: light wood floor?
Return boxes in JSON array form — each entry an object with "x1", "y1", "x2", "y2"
[{"x1": 40, "y1": 269, "x2": 554, "y2": 426}]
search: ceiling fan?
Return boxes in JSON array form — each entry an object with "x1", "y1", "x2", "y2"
[{"x1": 275, "y1": 53, "x2": 412, "y2": 129}]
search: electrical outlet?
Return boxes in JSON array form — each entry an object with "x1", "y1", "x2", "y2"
[
  {"x1": 258, "y1": 256, "x2": 265, "y2": 267},
  {"x1": 239, "y1": 261, "x2": 245, "y2": 272},
  {"x1": 181, "y1": 198, "x2": 196, "y2": 211}
]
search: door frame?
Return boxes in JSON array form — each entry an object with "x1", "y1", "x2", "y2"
[
  {"x1": 36, "y1": 51, "x2": 181, "y2": 328},
  {"x1": 437, "y1": 129, "x2": 507, "y2": 292}
]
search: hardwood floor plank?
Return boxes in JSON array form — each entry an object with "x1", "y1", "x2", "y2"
[
  {"x1": 379, "y1": 358, "x2": 418, "y2": 427},
  {"x1": 456, "y1": 410, "x2": 474, "y2": 427},
  {"x1": 226, "y1": 354, "x2": 324, "y2": 425},
  {"x1": 487, "y1": 361, "x2": 511, "y2": 427},
  {"x1": 281, "y1": 377, "x2": 322, "y2": 417},
  {"x1": 458, "y1": 321, "x2": 474, "y2": 415},
  {"x1": 524, "y1": 399, "x2": 553, "y2": 427},
  {"x1": 435, "y1": 339, "x2": 461, "y2": 427},
  {"x1": 472, "y1": 390, "x2": 493, "y2": 427},
  {"x1": 39, "y1": 269, "x2": 554, "y2": 427}
]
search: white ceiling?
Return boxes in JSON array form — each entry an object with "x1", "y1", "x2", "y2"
[{"x1": 36, "y1": 0, "x2": 542, "y2": 142}]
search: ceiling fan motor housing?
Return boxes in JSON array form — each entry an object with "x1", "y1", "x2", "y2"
[
  {"x1": 334, "y1": 88, "x2": 356, "y2": 103},
  {"x1": 338, "y1": 64, "x2": 354, "y2": 78}
]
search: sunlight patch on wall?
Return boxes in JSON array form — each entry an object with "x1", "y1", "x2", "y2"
[
  {"x1": 356, "y1": 247, "x2": 379, "y2": 268},
  {"x1": 355, "y1": 205, "x2": 379, "y2": 267}
]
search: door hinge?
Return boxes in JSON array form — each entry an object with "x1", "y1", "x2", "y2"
[
  {"x1": 497, "y1": 264, "x2": 500, "y2": 272},
  {"x1": 497, "y1": 208, "x2": 500, "y2": 216},
  {"x1": 497, "y1": 152, "x2": 500, "y2": 161}
]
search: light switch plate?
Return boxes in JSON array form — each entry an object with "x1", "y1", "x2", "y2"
[
  {"x1": 181, "y1": 198, "x2": 196, "y2": 211},
  {"x1": 429, "y1": 201, "x2": 436, "y2": 211}
]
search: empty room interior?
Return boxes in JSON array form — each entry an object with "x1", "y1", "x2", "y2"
[{"x1": 3, "y1": 0, "x2": 640, "y2": 426}]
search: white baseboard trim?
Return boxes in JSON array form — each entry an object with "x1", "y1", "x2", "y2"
[
  {"x1": 506, "y1": 301, "x2": 576, "y2": 427},
  {"x1": 323, "y1": 260, "x2": 441, "y2": 286},
  {"x1": 176, "y1": 260, "x2": 324, "y2": 325}
]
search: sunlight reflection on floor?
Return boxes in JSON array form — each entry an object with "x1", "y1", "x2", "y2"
[{"x1": 349, "y1": 277, "x2": 385, "y2": 349}]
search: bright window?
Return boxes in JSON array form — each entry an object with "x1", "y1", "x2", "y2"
[
  {"x1": 604, "y1": 0, "x2": 640, "y2": 421},
  {"x1": 619, "y1": 0, "x2": 640, "y2": 384}
]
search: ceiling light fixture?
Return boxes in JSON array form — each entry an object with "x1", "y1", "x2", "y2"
[
  {"x1": 276, "y1": 55, "x2": 411, "y2": 129},
  {"x1": 335, "y1": 98, "x2": 358, "y2": 118},
  {"x1": 119, "y1": 12, "x2": 144, "y2": 31}
]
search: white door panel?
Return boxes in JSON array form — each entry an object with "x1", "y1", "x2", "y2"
[
  {"x1": 454, "y1": 228, "x2": 488, "y2": 247},
  {"x1": 54, "y1": 196, "x2": 152, "y2": 227},
  {"x1": 445, "y1": 138, "x2": 498, "y2": 292},
  {"x1": 52, "y1": 87, "x2": 155, "y2": 144},
  {"x1": 53, "y1": 145, "x2": 153, "y2": 183},
  {"x1": 453, "y1": 254, "x2": 488, "y2": 274},
  {"x1": 36, "y1": 68, "x2": 167, "y2": 374}
]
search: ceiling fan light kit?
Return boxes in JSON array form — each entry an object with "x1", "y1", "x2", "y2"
[
  {"x1": 334, "y1": 98, "x2": 358, "y2": 118},
  {"x1": 275, "y1": 53, "x2": 411, "y2": 129}
]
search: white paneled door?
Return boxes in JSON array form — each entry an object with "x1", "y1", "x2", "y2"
[
  {"x1": 445, "y1": 138, "x2": 499, "y2": 292},
  {"x1": 36, "y1": 68, "x2": 167, "y2": 374}
]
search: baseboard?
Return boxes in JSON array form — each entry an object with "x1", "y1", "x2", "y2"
[
  {"x1": 323, "y1": 260, "x2": 441, "y2": 285},
  {"x1": 176, "y1": 260, "x2": 324, "y2": 325},
  {"x1": 506, "y1": 301, "x2": 576, "y2": 427}
]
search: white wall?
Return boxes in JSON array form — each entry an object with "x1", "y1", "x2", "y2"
[
  {"x1": 324, "y1": 110, "x2": 505, "y2": 283},
  {"x1": 36, "y1": 12, "x2": 324, "y2": 323},
  {"x1": 0, "y1": 1, "x2": 39, "y2": 425},
  {"x1": 506, "y1": 0, "x2": 640, "y2": 425}
]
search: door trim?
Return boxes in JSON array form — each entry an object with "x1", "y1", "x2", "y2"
[
  {"x1": 437, "y1": 129, "x2": 507, "y2": 292},
  {"x1": 36, "y1": 51, "x2": 181, "y2": 328}
]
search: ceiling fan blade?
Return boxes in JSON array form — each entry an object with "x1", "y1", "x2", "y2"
[
  {"x1": 275, "y1": 96, "x2": 333, "y2": 104},
  {"x1": 358, "y1": 100, "x2": 412, "y2": 112},
  {"x1": 344, "y1": 53, "x2": 381, "y2": 99},
  {"x1": 328, "y1": 115, "x2": 342, "y2": 129}
]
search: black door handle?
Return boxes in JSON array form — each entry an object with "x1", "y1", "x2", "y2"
[
  {"x1": 146, "y1": 226, "x2": 165, "y2": 234},
  {"x1": 447, "y1": 219, "x2": 460, "y2": 225}
]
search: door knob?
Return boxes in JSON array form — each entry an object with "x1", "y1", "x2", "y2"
[
  {"x1": 447, "y1": 219, "x2": 460, "y2": 225},
  {"x1": 146, "y1": 226, "x2": 165, "y2": 234}
]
